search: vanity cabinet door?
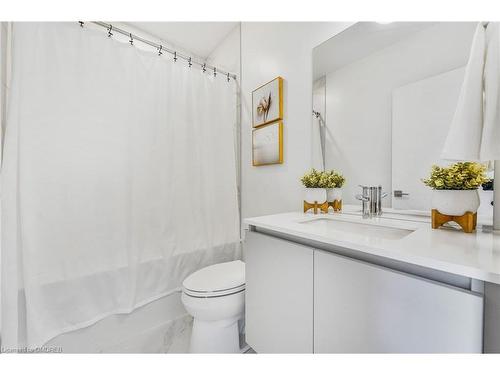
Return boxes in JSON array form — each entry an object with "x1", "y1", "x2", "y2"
[
  {"x1": 244, "y1": 230, "x2": 313, "y2": 353},
  {"x1": 314, "y1": 250, "x2": 483, "y2": 353}
]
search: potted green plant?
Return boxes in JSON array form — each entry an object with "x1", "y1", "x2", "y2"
[
  {"x1": 422, "y1": 162, "x2": 489, "y2": 216},
  {"x1": 323, "y1": 170, "x2": 346, "y2": 202},
  {"x1": 301, "y1": 168, "x2": 327, "y2": 203}
]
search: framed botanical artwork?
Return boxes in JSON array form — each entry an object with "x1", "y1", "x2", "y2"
[
  {"x1": 252, "y1": 121, "x2": 283, "y2": 166},
  {"x1": 252, "y1": 77, "x2": 283, "y2": 128}
]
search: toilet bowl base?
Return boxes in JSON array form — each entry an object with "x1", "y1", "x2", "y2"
[{"x1": 189, "y1": 316, "x2": 241, "y2": 353}]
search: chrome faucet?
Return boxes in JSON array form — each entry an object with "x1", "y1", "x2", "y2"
[{"x1": 355, "y1": 185, "x2": 388, "y2": 218}]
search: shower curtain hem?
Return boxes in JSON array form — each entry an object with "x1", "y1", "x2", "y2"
[{"x1": 36, "y1": 287, "x2": 183, "y2": 349}]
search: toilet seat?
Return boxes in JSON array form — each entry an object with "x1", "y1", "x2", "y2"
[
  {"x1": 183, "y1": 283, "x2": 245, "y2": 298},
  {"x1": 182, "y1": 260, "x2": 245, "y2": 298}
]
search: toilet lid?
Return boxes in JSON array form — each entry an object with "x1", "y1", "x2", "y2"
[{"x1": 183, "y1": 260, "x2": 245, "y2": 297}]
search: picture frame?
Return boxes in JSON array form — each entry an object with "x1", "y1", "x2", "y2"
[
  {"x1": 252, "y1": 77, "x2": 283, "y2": 128},
  {"x1": 252, "y1": 121, "x2": 283, "y2": 166}
]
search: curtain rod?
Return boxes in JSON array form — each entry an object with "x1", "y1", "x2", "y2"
[{"x1": 78, "y1": 21, "x2": 237, "y2": 81}]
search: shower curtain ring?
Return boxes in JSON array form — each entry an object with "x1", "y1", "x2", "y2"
[
  {"x1": 129, "y1": 33, "x2": 134, "y2": 45},
  {"x1": 227, "y1": 72, "x2": 230, "y2": 82},
  {"x1": 202, "y1": 63, "x2": 206, "y2": 73},
  {"x1": 213, "y1": 67, "x2": 217, "y2": 77},
  {"x1": 158, "y1": 45, "x2": 163, "y2": 56},
  {"x1": 78, "y1": 21, "x2": 84, "y2": 28},
  {"x1": 174, "y1": 51, "x2": 177, "y2": 62},
  {"x1": 107, "y1": 25, "x2": 113, "y2": 37},
  {"x1": 188, "y1": 57, "x2": 192, "y2": 67}
]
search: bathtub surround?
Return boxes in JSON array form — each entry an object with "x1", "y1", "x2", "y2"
[
  {"x1": 1, "y1": 22, "x2": 240, "y2": 349},
  {"x1": 45, "y1": 292, "x2": 192, "y2": 353}
]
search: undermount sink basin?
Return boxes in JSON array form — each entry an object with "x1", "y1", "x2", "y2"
[{"x1": 300, "y1": 217, "x2": 415, "y2": 241}]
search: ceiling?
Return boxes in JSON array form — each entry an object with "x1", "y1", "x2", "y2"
[
  {"x1": 128, "y1": 22, "x2": 238, "y2": 59},
  {"x1": 313, "y1": 22, "x2": 437, "y2": 80}
]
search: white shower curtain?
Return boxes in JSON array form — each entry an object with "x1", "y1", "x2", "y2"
[{"x1": 1, "y1": 23, "x2": 241, "y2": 349}]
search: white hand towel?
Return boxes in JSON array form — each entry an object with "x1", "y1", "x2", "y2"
[
  {"x1": 441, "y1": 23, "x2": 486, "y2": 161},
  {"x1": 481, "y1": 22, "x2": 500, "y2": 161}
]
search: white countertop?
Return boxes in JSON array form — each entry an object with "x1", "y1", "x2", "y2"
[{"x1": 244, "y1": 206, "x2": 500, "y2": 285}]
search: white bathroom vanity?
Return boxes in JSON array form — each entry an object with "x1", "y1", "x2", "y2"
[{"x1": 244, "y1": 207, "x2": 500, "y2": 353}]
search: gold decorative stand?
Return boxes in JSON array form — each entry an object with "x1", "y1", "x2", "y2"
[
  {"x1": 304, "y1": 200, "x2": 329, "y2": 214},
  {"x1": 431, "y1": 209, "x2": 477, "y2": 233},
  {"x1": 328, "y1": 199, "x2": 342, "y2": 213}
]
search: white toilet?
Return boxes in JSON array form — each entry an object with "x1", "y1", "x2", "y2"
[{"x1": 181, "y1": 260, "x2": 245, "y2": 353}]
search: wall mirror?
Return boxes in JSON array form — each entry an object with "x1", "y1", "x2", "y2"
[{"x1": 312, "y1": 22, "x2": 493, "y2": 216}]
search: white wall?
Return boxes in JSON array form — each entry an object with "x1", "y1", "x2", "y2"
[
  {"x1": 240, "y1": 22, "x2": 353, "y2": 223},
  {"x1": 206, "y1": 24, "x2": 241, "y2": 76},
  {"x1": 323, "y1": 23, "x2": 476, "y2": 206}
]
